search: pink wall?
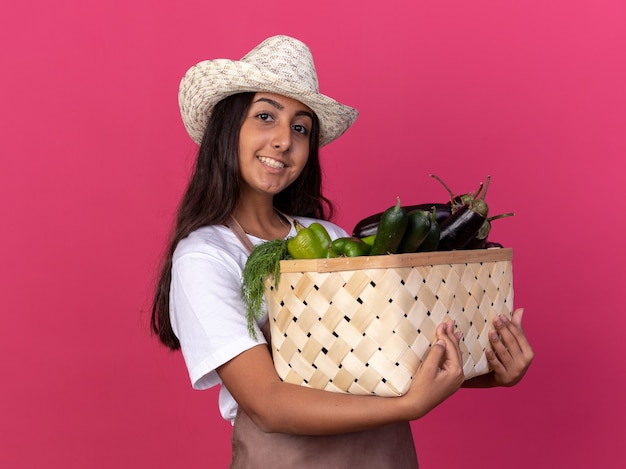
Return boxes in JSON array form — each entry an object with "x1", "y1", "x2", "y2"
[{"x1": 2, "y1": 0, "x2": 624, "y2": 467}]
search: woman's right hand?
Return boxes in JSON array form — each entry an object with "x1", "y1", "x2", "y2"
[{"x1": 402, "y1": 320, "x2": 465, "y2": 419}]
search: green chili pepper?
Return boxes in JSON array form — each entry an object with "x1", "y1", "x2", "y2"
[
  {"x1": 332, "y1": 236, "x2": 372, "y2": 257},
  {"x1": 287, "y1": 222, "x2": 335, "y2": 259}
]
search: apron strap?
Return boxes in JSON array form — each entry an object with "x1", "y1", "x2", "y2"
[
  {"x1": 225, "y1": 211, "x2": 296, "y2": 254},
  {"x1": 225, "y1": 214, "x2": 275, "y2": 342},
  {"x1": 226, "y1": 215, "x2": 256, "y2": 253}
]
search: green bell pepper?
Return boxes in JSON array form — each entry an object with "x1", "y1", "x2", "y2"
[
  {"x1": 331, "y1": 236, "x2": 372, "y2": 257},
  {"x1": 287, "y1": 222, "x2": 335, "y2": 259}
]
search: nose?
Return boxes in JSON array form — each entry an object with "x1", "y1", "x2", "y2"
[{"x1": 271, "y1": 123, "x2": 291, "y2": 151}]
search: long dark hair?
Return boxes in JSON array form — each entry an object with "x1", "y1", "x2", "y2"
[{"x1": 151, "y1": 92, "x2": 333, "y2": 350}]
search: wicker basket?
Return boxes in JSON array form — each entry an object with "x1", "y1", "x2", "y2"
[{"x1": 265, "y1": 248, "x2": 513, "y2": 397}]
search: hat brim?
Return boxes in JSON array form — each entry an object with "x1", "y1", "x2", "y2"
[{"x1": 179, "y1": 59, "x2": 358, "y2": 147}]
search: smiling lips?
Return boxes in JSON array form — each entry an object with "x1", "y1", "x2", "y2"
[{"x1": 258, "y1": 155, "x2": 285, "y2": 169}]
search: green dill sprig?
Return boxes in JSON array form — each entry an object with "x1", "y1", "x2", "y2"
[{"x1": 241, "y1": 238, "x2": 290, "y2": 339}]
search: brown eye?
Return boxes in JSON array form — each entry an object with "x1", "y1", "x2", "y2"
[{"x1": 292, "y1": 124, "x2": 308, "y2": 135}]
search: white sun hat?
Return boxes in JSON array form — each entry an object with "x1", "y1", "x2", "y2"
[{"x1": 178, "y1": 35, "x2": 359, "y2": 147}]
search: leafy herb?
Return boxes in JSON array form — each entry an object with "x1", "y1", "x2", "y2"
[{"x1": 241, "y1": 238, "x2": 290, "y2": 339}]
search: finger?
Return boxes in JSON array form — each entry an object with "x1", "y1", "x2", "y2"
[
  {"x1": 500, "y1": 311, "x2": 535, "y2": 366},
  {"x1": 488, "y1": 325, "x2": 513, "y2": 367},
  {"x1": 436, "y1": 322, "x2": 454, "y2": 351},
  {"x1": 421, "y1": 338, "x2": 447, "y2": 375},
  {"x1": 438, "y1": 321, "x2": 463, "y2": 367},
  {"x1": 508, "y1": 310, "x2": 534, "y2": 355},
  {"x1": 487, "y1": 319, "x2": 514, "y2": 371},
  {"x1": 450, "y1": 320, "x2": 464, "y2": 364},
  {"x1": 497, "y1": 314, "x2": 531, "y2": 358},
  {"x1": 445, "y1": 319, "x2": 462, "y2": 343},
  {"x1": 511, "y1": 308, "x2": 524, "y2": 329},
  {"x1": 493, "y1": 315, "x2": 514, "y2": 347},
  {"x1": 485, "y1": 347, "x2": 505, "y2": 375},
  {"x1": 442, "y1": 320, "x2": 456, "y2": 344},
  {"x1": 447, "y1": 319, "x2": 462, "y2": 343}
]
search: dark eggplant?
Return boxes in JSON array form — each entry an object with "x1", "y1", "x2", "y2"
[
  {"x1": 464, "y1": 236, "x2": 488, "y2": 250},
  {"x1": 464, "y1": 212, "x2": 515, "y2": 249},
  {"x1": 437, "y1": 205, "x2": 486, "y2": 250},
  {"x1": 352, "y1": 203, "x2": 450, "y2": 238},
  {"x1": 430, "y1": 173, "x2": 489, "y2": 217}
]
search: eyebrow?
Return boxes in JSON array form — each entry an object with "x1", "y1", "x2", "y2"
[{"x1": 253, "y1": 97, "x2": 314, "y2": 120}]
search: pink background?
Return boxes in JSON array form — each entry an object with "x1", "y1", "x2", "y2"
[{"x1": 2, "y1": 0, "x2": 624, "y2": 467}]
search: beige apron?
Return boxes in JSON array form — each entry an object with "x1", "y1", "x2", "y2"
[{"x1": 226, "y1": 216, "x2": 419, "y2": 468}]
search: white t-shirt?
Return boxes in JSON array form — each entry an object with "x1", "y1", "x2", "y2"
[{"x1": 169, "y1": 216, "x2": 348, "y2": 424}]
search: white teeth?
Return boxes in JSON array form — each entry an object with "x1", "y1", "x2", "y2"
[{"x1": 258, "y1": 156, "x2": 285, "y2": 169}]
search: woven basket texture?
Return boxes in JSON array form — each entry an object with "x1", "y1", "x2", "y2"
[{"x1": 266, "y1": 249, "x2": 513, "y2": 397}]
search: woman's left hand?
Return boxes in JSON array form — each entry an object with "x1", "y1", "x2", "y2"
[{"x1": 484, "y1": 308, "x2": 534, "y2": 387}]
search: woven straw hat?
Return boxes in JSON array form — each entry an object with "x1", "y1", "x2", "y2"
[{"x1": 178, "y1": 35, "x2": 358, "y2": 147}]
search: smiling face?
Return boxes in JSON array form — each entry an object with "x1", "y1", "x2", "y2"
[{"x1": 238, "y1": 92, "x2": 314, "y2": 199}]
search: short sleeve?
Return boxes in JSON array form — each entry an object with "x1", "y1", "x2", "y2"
[{"x1": 169, "y1": 233, "x2": 267, "y2": 390}]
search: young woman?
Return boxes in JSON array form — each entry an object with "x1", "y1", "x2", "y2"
[{"x1": 151, "y1": 35, "x2": 533, "y2": 468}]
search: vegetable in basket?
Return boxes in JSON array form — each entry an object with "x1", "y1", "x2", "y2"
[
  {"x1": 351, "y1": 175, "x2": 489, "y2": 241},
  {"x1": 287, "y1": 222, "x2": 336, "y2": 259},
  {"x1": 431, "y1": 174, "x2": 515, "y2": 250},
  {"x1": 350, "y1": 174, "x2": 515, "y2": 253},
  {"x1": 464, "y1": 213, "x2": 515, "y2": 249},
  {"x1": 332, "y1": 236, "x2": 372, "y2": 257},
  {"x1": 369, "y1": 197, "x2": 409, "y2": 256},
  {"x1": 241, "y1": 238, "x2": 290, "y2": 339},
  {"x1": 352, "y1": 202, "x2": 450, "y2": 238},
  {"x1": 360, "y1": 235, "x2": 376, "y2": 246},
  {"x1": 397, "y1": 208, "x2": 432, "y2": 253},
  {"x1": 429, "y1": 174, "x2": 477, "y2": 207},
  {"x1": 416, "y1": 207, "x2": 441, "y2": 252},
  {"x1": 437, "y1": 204, "x2": 487, "y2": 250},
  {"x1": 432, "y1": 174, "x2": 490, "y2": 250}
]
